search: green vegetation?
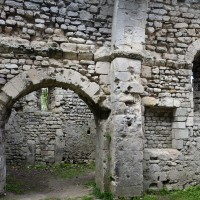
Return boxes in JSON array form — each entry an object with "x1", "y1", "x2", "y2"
[
  {"x1": 85, "y1": 181, "x2": 113, "y2": 200},
  {"x1": 6, "y1": 176, "x2": 25, "y2": 194},
  {"x1": 92, "y1": 186, "x2": 113, "y2": 200},
  {"x1": 41, "y1": 197, "x2": 92, "y2": 200},
  {"x1": 6, "y1": 163, "x2": 200, "y2": 200},
  {"x1": 134, "y1": 186, "x2": 200, "y2": 200},
  {"x1": 5, "y1": 162, "x2": 95, "y2": 196},
  {"x1": 81, "y1": 196, "x2": 93, "y2": 200},
  {"x1": 52, "y1": 162, "x2": 95, "y2": 179},
  {"x1": 29, "y1": 162, "x2": 95, "y2": 179},
  {"x1": 40, "y1": 88, "x2": 49, "y2": 111},
  {"x1": 42, "y1": 198, "x2": 61, "y2": 200},
  {"x1": 84, "y1": 183, "x2": 200, "y2": 200},
  {"x1": 105, "y1": 133, "x2": 112, "y2": 143}
]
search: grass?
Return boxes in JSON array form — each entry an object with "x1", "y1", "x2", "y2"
[
  {"x1": 6, "y1": 163, "x2": 200, "y2": 200},
  {"x1": 81, "y1": 196, "x2": 93, "y2": 200},
  {"x1": 84, "y1": 182, "x2": 200, "y2": 200},
  {"x1": 134, "y1": 186, "x2": 200, "y2": 200},
  {"x1": 6, "y1": 181, "x2": 200, "y2": 200},
  {"x1": 41, "y1": 197, "x2": 93, "y2": 200},
  {"x1": 5, "y1": 162, "x2": 95, "y2": 196},
  {"x1": 85, "y1": 181, "x2": 113, "y2": 200},
  {"x1": 52, "y1": 162, "x2": 95, "y2": 179},
  {"x1": 6, "y1": 176, "x2": 25, "y2": 194},
  {"x1": 29, "y1": 161, "x2": 95, "y2": 179},
  {"x1": 42, "y1": 198, "x2": 62, "y2": 200}
]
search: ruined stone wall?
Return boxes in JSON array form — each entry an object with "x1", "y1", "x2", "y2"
[
  {"x1": 144, "y1": 108, "x2": 173, "y2": 148},
  {"x1": 5, "y1": 88, "x2": 96, "y2": 165},
  {"x1": 3, "y1": 0, "x2": 200, "y2": 197},
  {"x1": 0, "y1": 0, "x2": 114, "y2": 195},
  {"x1": 0, "y1": 0, "x2": 114, "y2": 86},
  {"x1": 0, "y1": 0, "x2": 113, "y2": 44},
  {"x1": 142, "y1": 0, "x2": 200, "y2": 191}
]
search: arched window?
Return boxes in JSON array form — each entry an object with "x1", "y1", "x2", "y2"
[{"x1": 193, "y1": 52, "x2": 200, "y2": 112}]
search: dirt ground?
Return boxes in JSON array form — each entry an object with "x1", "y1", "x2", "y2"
[{"x1": 0, "y1": 165, "x2": 94, "y2": 200}]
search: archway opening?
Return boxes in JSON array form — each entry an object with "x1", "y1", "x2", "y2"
[
  {"x1": 0, "y1": 68, "x2": 112, "y2": 197},
  {"x1": 193, "y1": 51, "x2": 200, "y2": 113},
  {"x1": 6, "y1": 87, "x2": 97, "y2": 165},
  {"x1": 5, "y1": 86, "x2": 97, "y2": 196},
  {"x1": 0, "y1": 69, "x2": 111, "y2": 196}
]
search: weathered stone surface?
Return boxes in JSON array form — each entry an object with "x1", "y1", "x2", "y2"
[
  {"x1": 142, "y1": 65, "x2": 152, "y2": 78},
  {"x1": 172, "y1": 129, "x2": 189, "y2": 139},
  {"x1": 28, "y1": 69, "x2": 40, "y2": 85},
  {"x1": 5, "y1": 0, "x2": 23, "y2": 7},
  {"x1": 95, "y1": 62, "x2": 110, "y2": 75},
  {"x1": 2, "y1": 82, "x2": 19, "y2": 99},
  {"x1": 129, "y1": 81, "x2": 144, "y2": 94},
  {"x1": 24, "y1": 2, "x2": 40, "y2": 10},
  {"x1": 158, "y1": 97, "x2": 180, "y2": 108},
  {"x1": 142, "y1": 97, "x2": 158, "y2": 106},
  {"x1": 172, "y1": 139, "x2": 183, "y2": 150},
  {"x1": 94, "y1": 47, "x2": 111, "y2": 61},
  {"x1": 0, "y1": 0, "x2": 200, "y2": 197},
  {"x1": 60, "y1": 43, "x2": 77, "y2": 52},
  {"x1": 145, "y1": 108, "x2": 173, "y2": 148}
]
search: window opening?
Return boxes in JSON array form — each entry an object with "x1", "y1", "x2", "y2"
[{"x1": 40, "y1": 88, "x2": 49, "y2": 111}]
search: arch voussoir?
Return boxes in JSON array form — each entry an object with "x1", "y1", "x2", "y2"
[
  {"x1": 0, "y1": 68, "x2": 109, "y2": 119},
  {"x1": 0, "y1": 92, "x2": 11, "y2": 106},
  {"x1": 186, "y1": 39, "x2": 200, "y2": 63}
]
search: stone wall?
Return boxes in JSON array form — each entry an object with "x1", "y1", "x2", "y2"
[
  {"x1": 5, "y1": 88, "x2": 96, "y2": 165},
  {"x1": 143, "y1": 149, "x2": 184, "y2": 191},
  {"x1": 142, "y1": 0, "x2": 200, "y2": 192},
  {"x1": 0, "y1": 0, "x2": 113, "y2": 46},
  {"x1": 0, "y1": 0, "x2": 114, "y2": 195},
  {"x1": 0, "y1": 0, "x2": 114, "y2": 87},
  {"x1": 144, "y1": 108, "x2": 173, "y2": 148},
  {"x1": 2, "y1": 0, "x2": 200, "y2": 197}
]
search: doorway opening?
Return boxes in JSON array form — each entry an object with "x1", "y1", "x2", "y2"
[{"x1": 5, "y1": 87, "x2": 97, "y2": 197}]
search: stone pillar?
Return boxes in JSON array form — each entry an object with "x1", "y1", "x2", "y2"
[
  {"x1": 110, "y1": 0, "x2": 148, "y2": 197},
  {"x1": 109, "y1": 58, "x2": 144, "y2": 197},
  {"x1": 95, "y1": 118, "x2": 112, "y2": 192},
  {"x1": 112, "y1": 0, "x2": 147, "y2": 52}
]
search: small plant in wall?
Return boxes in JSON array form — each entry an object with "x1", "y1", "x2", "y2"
[
  {"x1": 109, "y1": 176, "x2": 115, "y2": 182},
  {"x1": 107, "y1": 155, "x2": 112, "y2": 161},
  {"x1": 105, "y1": 133, "x2": 112, "y2": 143}
]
